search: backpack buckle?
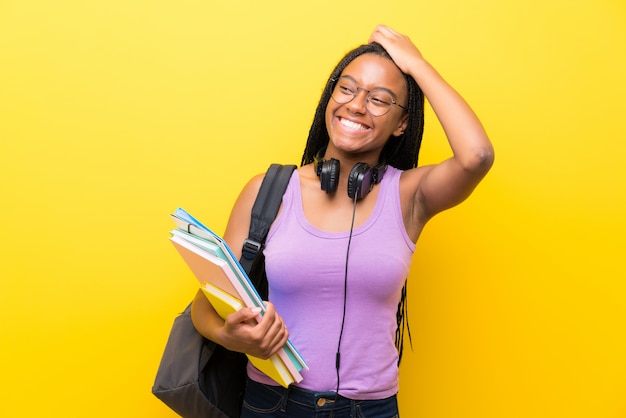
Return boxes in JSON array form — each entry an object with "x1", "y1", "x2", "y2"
[{"x1": 241, "y1": 239, "x2": 261, "y2": 260}]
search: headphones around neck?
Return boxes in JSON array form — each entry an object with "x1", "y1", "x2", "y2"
[{"x1": 314, "y1": 150, "x2": 387, "y2": 200}]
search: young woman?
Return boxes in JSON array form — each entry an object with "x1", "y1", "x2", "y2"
[{"x1": 192, "y1": 25, "x2": 494, "y2": 417}]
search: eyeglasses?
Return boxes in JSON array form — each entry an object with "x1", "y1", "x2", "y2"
[{"x1": 330, "y1": 76, "x2": 407, "y2": 117}]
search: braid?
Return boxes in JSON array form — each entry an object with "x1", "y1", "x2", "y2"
[{"x1": 301, "y1": 43, "x2": 425, "y2": 170}]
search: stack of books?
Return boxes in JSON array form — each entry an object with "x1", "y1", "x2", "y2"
[{"x1": 169, "y1": 207, "x2": 308, "y2": 388}]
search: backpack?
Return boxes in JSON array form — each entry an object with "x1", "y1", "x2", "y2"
[{"x1": 152, "y1": 164, "x2": 296, "y2": 418}]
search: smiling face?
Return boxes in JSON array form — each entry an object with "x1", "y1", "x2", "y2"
[{"x1": 324, "y1": 53, "x2": 408, "y2": 161}]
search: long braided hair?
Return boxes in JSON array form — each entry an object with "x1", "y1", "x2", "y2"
[{"x1": 301, "y1": 42, "x2": 425, "y2": 170}]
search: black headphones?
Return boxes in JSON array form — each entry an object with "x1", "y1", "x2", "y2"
[{"x1": 314, "y1": 149, "x2": 387, "y2": 200}]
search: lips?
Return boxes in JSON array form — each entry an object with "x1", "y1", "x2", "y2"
[{"x1": 339, "y1": 117, "x2": 370, "y2": 131}]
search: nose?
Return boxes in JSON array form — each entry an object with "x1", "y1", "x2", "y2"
[{"x1": 346, "y1": 88, "x2": 368, "y2": 114}]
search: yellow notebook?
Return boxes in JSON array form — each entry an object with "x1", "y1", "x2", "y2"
[{"x1": 200, "y1": 282, "x2": 294, "y2": 388}]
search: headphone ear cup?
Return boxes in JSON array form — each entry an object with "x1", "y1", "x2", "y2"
[
  {"x1": 320, "y1": 158, "x2": 340, "y2": 194},
  {"x1": 347, "y1": 162, "x2": 371, "y2": 200}
]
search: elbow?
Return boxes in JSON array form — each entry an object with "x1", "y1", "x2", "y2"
[
  {"x1": 478, "y1": 145, "x2": 495, "y2": 171},
  {"x1": 463, "y1": 144, "x2": 495, "y2": 175}
]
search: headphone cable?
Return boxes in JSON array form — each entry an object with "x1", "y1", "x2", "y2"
[{"x1": 331, "y1": 189, "x2": 359, "y2": 416}]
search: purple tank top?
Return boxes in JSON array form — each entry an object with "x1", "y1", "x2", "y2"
[{"x1": 247, "y1": 166, "x2": 415, "y2": 400}]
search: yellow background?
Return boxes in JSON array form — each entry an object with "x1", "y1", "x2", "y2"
[{"x1": 1, "y1": 0, "x2": 625, "y2": 417}]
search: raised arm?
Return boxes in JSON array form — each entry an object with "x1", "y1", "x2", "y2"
[{"x1": 370, "y1": 25, "x2": 494, "y2": 222}]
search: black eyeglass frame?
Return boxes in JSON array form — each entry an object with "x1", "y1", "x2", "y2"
[{"x1": 330, "y1": 76, "x2": 408, "y2": 116}]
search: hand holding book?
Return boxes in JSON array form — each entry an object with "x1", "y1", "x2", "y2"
[
  {"x1": 170, "y1": 208, "x2": 308, "y2": 387},
  {"x1": 203, "y1": 282, "x2": 290, "y2": 364}
]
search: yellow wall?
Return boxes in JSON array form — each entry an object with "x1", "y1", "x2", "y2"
[{"x1": 1, "y1": 0, "x2": 624, "y2": 417}]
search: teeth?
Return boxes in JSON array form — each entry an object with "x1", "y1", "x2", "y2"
[{"x1": 340, "y1": 118, "x2": 367, "y2": 130}]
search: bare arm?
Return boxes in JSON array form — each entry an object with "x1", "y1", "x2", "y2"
[
  {"x1": 190, "y1": 173, "x2": 289, "y2": 359},
  {"x1": 370, "y1": 25, "x2": 494, "y2": 222}
]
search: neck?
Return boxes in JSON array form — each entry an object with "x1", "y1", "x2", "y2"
[{"x1": 322, "y1": 147, "x2": 383, "y2": 170}]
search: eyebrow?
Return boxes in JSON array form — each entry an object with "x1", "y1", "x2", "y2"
[{"x1": 338, "y1": 75, "x2": 400, "y2": 99}]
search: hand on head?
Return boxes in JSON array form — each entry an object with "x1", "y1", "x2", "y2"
[{"x1": 368, "y1": 25, "x2": 424, "y2": 76}]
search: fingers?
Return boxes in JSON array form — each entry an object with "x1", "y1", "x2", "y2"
[
  {"x1": 369, "y1": 24, "x2": 398, "y2": 44},
  {"x1": 223, "y1": 302, "x2": 289, "y2": 359},
  {"x1": 224, "y1": 305, "x2": 261, "y2": 328},
  {"x1": 368, "y1": 25, "x2": 403, "y2": 56},
  {"x1": 251, "y1": 302, "x2": 289, "y2": 359},
  {"x1": 368, "y1": 25, "x2": 424, "y2": 77}
]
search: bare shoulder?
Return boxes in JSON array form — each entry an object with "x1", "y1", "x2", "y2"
[
  {"x1": 297, "y1": 164, "x2": 318, "y2": 190},
  {"x1": 241, "y1": 172, "x2": 266, "y2": 199},
  {"x1": 229, "y1": 172, "x2": 266, "y2": 215},
  {"x1": 222, "y1": 171, "x2": 268, "y2": 257}
]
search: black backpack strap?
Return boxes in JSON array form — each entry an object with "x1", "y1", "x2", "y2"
[{"x1": 239, "y1": 164, "x2": 297, "y2": 274}]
